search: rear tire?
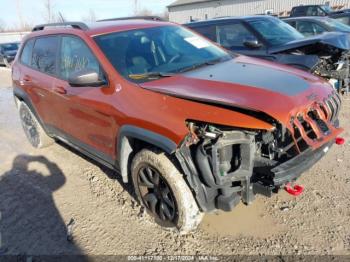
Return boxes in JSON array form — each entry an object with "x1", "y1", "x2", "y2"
[
  {"x1": 18, "y1": 102, "x2": 54, "y2": 148},
  {"x1": 131, "y1": 149, "x2": 203, "y2": 234}
]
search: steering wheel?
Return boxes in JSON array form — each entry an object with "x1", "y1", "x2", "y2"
[{"x1": 168, "y1": 54, "x2": 181, "y2": 64}]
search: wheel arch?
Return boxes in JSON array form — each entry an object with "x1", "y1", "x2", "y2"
[
  {"x1": 117, "y1": 125, "x2": 178, "y2": 183},
  {"x1": 13, "y1": 86, "x2": 53, "y2": 136}
]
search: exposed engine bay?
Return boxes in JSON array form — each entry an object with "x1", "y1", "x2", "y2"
[
  {"x1": 175, "y1": 92, "x2": 342, "y2": 213},
  {"x1": 275, "y1": 42, "x2": 350, "y2": 93}
]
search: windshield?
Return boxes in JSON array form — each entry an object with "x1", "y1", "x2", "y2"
[
  {"x1": 2, "y1": 43, "x2": 19, "y2": 52},
  {"x1": 94, "y1": 25, "x2": 231, "y2": 82},
  {"x1": 324, "y1": 18, "x2": 350, "y2": 32},
  {"x1": 248, "y1": 18, "x2": 304, "y2": 46}
]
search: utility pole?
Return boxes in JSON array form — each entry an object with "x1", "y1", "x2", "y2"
[
  {"x1": 15, "y1": 0, "x2": 24, "y2": 29},
  {"x1": 134, "y1": 0, "x2": 138, "y2": 15}
]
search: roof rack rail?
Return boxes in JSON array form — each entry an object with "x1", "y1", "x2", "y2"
[
  {"x1": 32, "y1": 22, "x2": 89, "y2": 32},
  {"x1": 98, "y1": 16, "x2": 165, "y2": 22}
]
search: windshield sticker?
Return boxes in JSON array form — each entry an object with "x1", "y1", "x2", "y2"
[{"x1": 184, "y1": 37, "x2": 210, "y2": 49}]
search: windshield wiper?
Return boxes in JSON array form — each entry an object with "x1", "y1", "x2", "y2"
[
  {"x1": 178, "y1": 58, "x2": 226, "y2": 73},
  {"x1": 128, "y1": 72, "x2": 175, "y2": 80}
]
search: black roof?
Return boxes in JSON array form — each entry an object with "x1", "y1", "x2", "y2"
[
  {"x1": 185, "y1": 15, "x2": 277, "y2": 26},
  {"x1": 283, "y1": 16, "x2": 332, "y2": 22}
]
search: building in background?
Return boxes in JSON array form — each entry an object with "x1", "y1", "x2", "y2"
[
  {"x1": 0, "y1": 32, "x2": 28, "y2": 44},
  {"x1": 168, "y1": 0, "x2": 350, "y2": 23}
]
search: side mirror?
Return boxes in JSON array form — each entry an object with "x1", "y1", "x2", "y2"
[
  {"x1": 243, "y1": 39, "x2": 262, "y2": 49},
  {"x1": 68, "y1": 69, "x2": 106, "y2": 87}
]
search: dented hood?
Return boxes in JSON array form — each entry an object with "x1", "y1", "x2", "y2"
[
  {"x1": 140, "y1": 55, "x2": 335, "y2": 126},
  {"x1": 269, "y1": 32, "x2": 350, "y2": 53}
]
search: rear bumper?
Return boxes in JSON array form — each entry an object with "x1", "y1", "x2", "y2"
[{"x1": 271, "y1": 141, "x2": 333, "y2": 186}]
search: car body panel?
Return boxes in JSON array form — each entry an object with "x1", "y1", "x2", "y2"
[{"x1": 268, "y1": 31, "x2": 350, "y2": 53}]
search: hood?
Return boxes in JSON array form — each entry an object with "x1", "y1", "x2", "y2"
[
  {"x1": 269, "y1": 32, "x2": 350, "y2": 53},
  {"x1": 140, "y1": 55, "x2": 334, "y2": 126}
]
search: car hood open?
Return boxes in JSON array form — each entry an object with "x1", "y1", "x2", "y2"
[
  {"x1": 139, "y1": 55, "x2": 334, "y2": 126},
  {"x1": 269, "y1": 32, "x2": 350, "y2": 53}
]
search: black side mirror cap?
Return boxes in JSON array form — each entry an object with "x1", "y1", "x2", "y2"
[{"x1": 243, "y1": 40, "x2": 262, "y2": 49}]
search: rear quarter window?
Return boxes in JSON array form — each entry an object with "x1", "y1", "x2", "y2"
[
  {"x1": 20, "y1": 39, "x2": 35, "y2": 66},
  {"x1": 31, "y1": 36, "x2": 59, "y2": 75}
]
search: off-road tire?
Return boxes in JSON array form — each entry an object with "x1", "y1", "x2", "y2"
[
  {"x1": 131, "y1": 149, "x2": 203, "y2": 234},
  {"x1": 18, "y1": 102, "x2": 54, "y2": 148}
]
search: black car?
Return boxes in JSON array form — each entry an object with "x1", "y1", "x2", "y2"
[
  {"x1": 284, "y1": 17, "x2": 350, "y2": 37},
  {"x1": 0, "y1": 42, "x2": 20, "y2": 67},
  {"x1": 290, "y1": 5, "x2": 334, "y2": 17},
  {"x1": 185, "y1": 16, "x2": 350, "y2": 92}
]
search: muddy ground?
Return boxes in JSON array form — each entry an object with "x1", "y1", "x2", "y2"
[{"x1": 0, "y1": 67, "x2": 350, "y2": 256}]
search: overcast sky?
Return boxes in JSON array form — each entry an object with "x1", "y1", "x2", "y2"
[{"x1": 0, "y1": 0, "x2": 174, "y2": 28}]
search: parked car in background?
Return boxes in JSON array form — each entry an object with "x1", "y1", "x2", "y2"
[
  {"x1": 185, "y1": 16, "x2": 350, "y2": 93},
  {"x1": 0, "y1": 42, "x2": 20, "y2": 67},
  {"x1": 290, "y1": 5, "x2": 334, "y2": 17},
  {"x1": 284, "y1": 17, "x2": 350, "y2": 36},
  {"x1": 329, "y1": 9, "x2": 350, "y2": 26},
  {"x1": 12, "y1": 19, "x2": 343, "y2": 233},
  {"x1": 289, "y1": 5, "x2": 350, "y2": 27}
]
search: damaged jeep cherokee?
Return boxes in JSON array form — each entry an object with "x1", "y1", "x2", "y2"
[{"x1": 12, "y1": 19, "x2": 344, "y2": 233}]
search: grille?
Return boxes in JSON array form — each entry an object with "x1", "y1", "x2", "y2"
[
  {"x1": 321, "y1": 92, "x2": 342, "y2": 123},
  {"x1": 291, "y1": 93, "x2": 341, "y2": 153}
]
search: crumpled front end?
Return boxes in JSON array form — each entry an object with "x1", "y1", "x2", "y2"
[
  {"x1": 175, "y1": 92, "x2": 343, "y2": 213},
  {"x1": 312, "y1": 50, "x2": 350, "y2": 92}
]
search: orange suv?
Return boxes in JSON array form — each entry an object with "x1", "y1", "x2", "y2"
[{"x1": 12, "y1": 19, "x2": 343, "y2": 233}]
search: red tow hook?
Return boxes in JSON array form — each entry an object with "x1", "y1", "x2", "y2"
[
  {"x1": 284, "y1": 183, "x2": 304, "y2": 196},
  {"x1": 335, "y1": 137, "x2": 345, "y2": 145}
]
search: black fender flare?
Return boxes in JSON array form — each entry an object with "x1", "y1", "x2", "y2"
[
  {"x1": 117, "y1": 125, "x2": 177, "y2": 183},
  {"x1": 13, "y1": 86, "x2": 50, "y2": 134}
]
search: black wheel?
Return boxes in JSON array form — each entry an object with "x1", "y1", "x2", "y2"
[
  {"x1": 18, "y1": 102, "x2": 54, "y2": 148},
  {"x1": 131, "y1": 149, "x2": 203, "y2": 233}
]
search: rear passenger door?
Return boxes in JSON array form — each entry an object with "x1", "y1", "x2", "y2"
[
  {"x1": 20, "y1": 36, "x2": 62, "y2": 128},
  {"x1": 52, "y1": 35, "x2": 115, "y2": 160}
]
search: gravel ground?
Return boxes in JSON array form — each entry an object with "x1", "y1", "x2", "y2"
[{"x1": 0, "y1": 67, "x2": 349, "y2": 256}]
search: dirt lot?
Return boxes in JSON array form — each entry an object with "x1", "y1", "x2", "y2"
[{"x1": 0, "y1": 67, "x2": 350, "y2": 256}]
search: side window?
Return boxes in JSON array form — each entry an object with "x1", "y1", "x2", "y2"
[
  {"x1": 59, "y1": 36, "x2": 101, "y2": 81},
  {"x1": 193, "y1": 26, "x2": 216, "y2": 41},
  {"x1": 296, "y1": 21, "x2": 316, "y2": 36},
  {"x1": 317, "y1": 7, "x2": 327, "y2": 16},
  {"x1": 306, "y1": 7, "x2": 318, "y2": 16},
  {"x1": 296, "y1": 21, "x2": 326, "y2": 36},
  {"x1": 20, "y1": 39, "x2": 35, "y2": 66},
  {"x1": 216, "y1": 23, "x2": 257, "y2": 49},
  {"x1": 32, "y1": 36, "x2": 59, "y2": 75},
  {"x1": 311, "y1": 22, "x2": 327, "y2": 34},
  {"x1": 286, "y1": 21, "x2": 296, "y2": 28}
]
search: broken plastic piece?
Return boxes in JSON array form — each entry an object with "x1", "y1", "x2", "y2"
[
  {"x1": 335, "y1": 137, "x2": 345, "y2": 145},
  {"x1": 284, "y1": 183, "x2": 304, "y2": 196}
]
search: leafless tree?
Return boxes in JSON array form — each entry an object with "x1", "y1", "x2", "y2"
[{"x1": 43, "y1": 0, "x2": 53, "y2": 23}]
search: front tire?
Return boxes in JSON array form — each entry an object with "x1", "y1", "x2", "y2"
[
  {"x1": 131, "y1": 149, "x2": 203, "y2": 234},
  {"x1": 18, "y1": 102, "x2": 54, "y2": 148}
]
